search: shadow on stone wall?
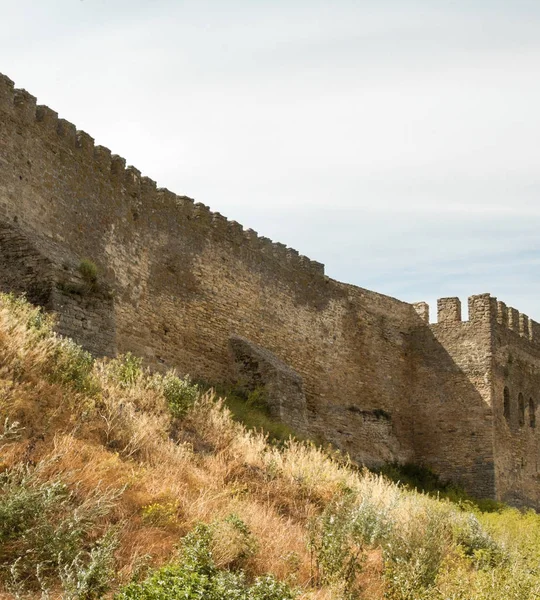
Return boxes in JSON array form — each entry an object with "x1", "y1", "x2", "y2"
[
  {"x1": 0, "y1": 221, "x2": 115, "y2": 357},
  {"x1": 229, "y1": 335, "x2": 309, "y2": 435},
  {"x1": 407, "y1": 319, "x2": 496, "y2": 500}
]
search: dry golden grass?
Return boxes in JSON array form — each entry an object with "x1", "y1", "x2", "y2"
[
  {"x1": 3, "y1": 295, "x2": 539, "y2": 600},
  {"x1": 0, "y1": 296, "x2": 367, "y2": 597}
]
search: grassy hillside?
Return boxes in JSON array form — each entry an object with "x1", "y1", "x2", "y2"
[{"x1": 1, "y1": 294, "x2": 540, "y2": 599}]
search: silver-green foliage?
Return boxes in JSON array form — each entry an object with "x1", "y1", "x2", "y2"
[
  {"x1": 0, "y1": 463, "x2": 118, "y2": 596},
  {"x1": 308, "y1": 493, "x2": 366, "y2": 598}
]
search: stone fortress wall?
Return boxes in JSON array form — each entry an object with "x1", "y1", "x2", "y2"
[
  {"x1": 491, "y1": 301, "x2": 540, "y2": 507},
  {"x1": 0, "y1": 72, "x2": 539, "y2": 506}
]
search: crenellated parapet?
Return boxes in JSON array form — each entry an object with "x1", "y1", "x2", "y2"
[
  {"x1": 414, "y1": 292, "x2": 539, "y2": 346},
  {"x1": 496, "y1": 301, "x2": 539, "y2": 343},
  {"x1": 0, "y1": 72, "x2": 325, "y2": 279}
]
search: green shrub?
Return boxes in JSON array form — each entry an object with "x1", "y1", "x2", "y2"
[
  {"x1": 179, "y1": 522, "x2": 215, "y2": 575},
  {"x1": 78, "y1": 259, "x2": 98, "y2": 285},
  {"x1": 116, "y1": 517, "x2": 295, "y2": 600},
  {"x1": 105, "y1": 353, "x2": 144, "y2": 388},
  {"x1": 382, "y1": 502, "x2": 452, "y2": 599},
  {"x1": 51, "y1": 337, "x2": 98, "y2": 394},
  {"x1": 115, "y1": 564, "x2": 214, "y2": 600},
  {"x1": 212, "y1": 513, "x2": 259, "y2": 569},
  {"x1": 116, "y1": 565, "x2": 295, "y2": 600},
  {"x1": 454, "y1": 513, "x2": 504, "y2": 568},
  {"x1": 0, "y1": 463, "x2": 117, "y2": 595},
  {"x1": 59, "y1": 529, "x2": 118, "y2": 599},
  {"x1": 351, "y1": 496, "x2": 394, "y2": 547},
  {"x1": 308, "y1": 492, "x2": 365, "y2": 598},
  {"x1": 159, "y1": 373, "x2": 199, "y2": 418},
  {"x1": 247, "y1": 575, "x2": 296, "y2": 600},
  {"x1": 179, "y1": 515, "x2": 258, "y2": 572}
]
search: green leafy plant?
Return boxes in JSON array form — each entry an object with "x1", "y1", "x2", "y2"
[
  {"x1": 116, "y1": 517, "x2": 295, "y2": 600},
  {"x1": 382, "y1": 501, "x2": 452, "y2": 599},
  {"x1": 105, "y1": 353, "x2": 144, "y2": 388},
  {"x1": 159, "y1": 373, "x2": 199, "y2": 418},
  {"x1": 59, "y1": 529, "x2": 119, "y2": 599},
  {"x1": 51, "y1": 337, "x2": 98, "y2": 394},
  {"x1": 308, "y1": 492, "x2": 365, "y2": 598}
]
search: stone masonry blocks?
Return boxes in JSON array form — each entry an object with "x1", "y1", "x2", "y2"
[{"x1": 437, "y1": 297, "x2": 461, "y2": 323}]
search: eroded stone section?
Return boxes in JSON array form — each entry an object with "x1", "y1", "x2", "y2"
[
  {"x1": 0, "y1": 221, "x2": 115, "y2": 357},
  {"x1": 229, "y1": 335, "x2": 308, "y2": 434},
  {"x1": 322, "y1": 404, "x2": 408, "y2": 467},
  {"x1": 53, "y1": 267, "x2": 116, "y2": 357},
  {"x1": 0, "y1": 222, "x2": 53, "y2": 306}
]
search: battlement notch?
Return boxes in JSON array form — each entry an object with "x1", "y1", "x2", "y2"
[
  {"x1": 56, "y1": 119, "x2": 77, "y2": 145},
  {"x1": 94, "y1": 146, "x2": 112, "y2": 171},
  {"x1": 497, "y1": 301, "x2": 508, "y2": 326},
  {"x1": 36, "y1": 105, "x2": 58, "y2": 129},
  {"x1": 76, "y1": 131, "x2": 95, "y2": 155}
]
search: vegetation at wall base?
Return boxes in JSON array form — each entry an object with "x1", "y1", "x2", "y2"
[
  {"x1": 375, "y1": 462, "x2": 507, "y2": 513},
  {"x1": 1, "y1": 293, "x2": 540, "y2": 599},
  {"x1": 198, "y1": 382, "x2": 302, "y2": 445}
]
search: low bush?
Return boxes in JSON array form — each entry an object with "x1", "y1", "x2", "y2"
[
  {"x1": 78, "y1": 259, "x2": 99, "y2": 285},
  {"x1": 51, "y1": 337, "x2": 98, "y2": 394},
  {"x1": 157, "y1": 372, "x2": 199, "y2": 418},
  {"x1": 59, "y1": 529, "x2": 118, "y2": 600},
  {"x1": 308, "y1": 492, "x2": 367, "y2": 598},
  {"x1": 0, "y1": 462, "x2": 117, "y2": 596},
  {"x1": 104, "y1": 353, "x2": 144, "y2": 389},
  {"x1": 116, "y1": 517, "x2": 295, "y2": 600},
  {"x1": 382, "y1": 502, "x2": 452, "y2": 599}
]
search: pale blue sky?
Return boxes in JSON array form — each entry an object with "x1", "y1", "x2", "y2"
[{"x1": 1, "y1": 0, "x2": 539, "y2": 320}]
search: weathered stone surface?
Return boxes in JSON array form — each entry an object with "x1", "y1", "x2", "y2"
[
  {"x1": 229, "y1": 335, "x2": 308, "y2": 434},
  {"x1": 0, "y1": 72, "x2": 539, "y2": 506}
]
